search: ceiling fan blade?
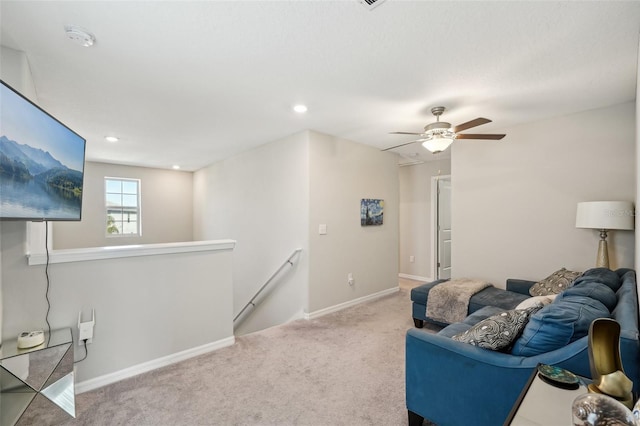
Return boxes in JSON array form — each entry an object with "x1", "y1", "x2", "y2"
[
  {"x1": 455, "y1": 134, "x2": 506, "y2": 140},
  {"x1": 453, "y1": 118, "x2": 491, "y2": 133},
  {"x1": 389, "y1": 131, "x2": 423, "y2": 135},
  {"x1": 382, "y1": 140, "x2": 422, "y2": 151}
]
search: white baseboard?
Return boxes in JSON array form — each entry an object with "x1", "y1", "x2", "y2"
[
  {"x1": 75, "y1": 336, "x2": 235, "y2": 394},
  {"x1": 399, "y1": 273, "x2": 432, "y2": 282},
  {"x1": 304, "y1": 287, "x2": 399, "y2": 320}
]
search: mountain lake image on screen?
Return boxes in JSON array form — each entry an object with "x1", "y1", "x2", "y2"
[{"x1": 0, "y1": 80, "x2": 86, "y2": 221}]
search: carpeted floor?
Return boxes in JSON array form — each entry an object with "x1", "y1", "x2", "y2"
[{"x1": 62, "y1": 279, "x2": 441, "y2": 426}]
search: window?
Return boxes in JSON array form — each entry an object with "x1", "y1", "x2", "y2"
[{"x1": 105, "y1": 178, "x2": 141, "y2": 237}]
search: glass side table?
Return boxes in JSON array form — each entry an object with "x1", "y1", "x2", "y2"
[
  {"x1": 0, "y1": 328, "x2": 75, "y2": 426},
  {"x1": 505, "y1": 365, "x2": 589, "y2": 425}
]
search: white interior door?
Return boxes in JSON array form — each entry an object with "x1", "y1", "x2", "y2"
[{"x1": 437, "y1": 177, "x2": 452, "y2": 279}]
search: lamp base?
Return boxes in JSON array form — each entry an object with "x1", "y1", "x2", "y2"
[{"x1": 596, "y1": 230, "x2": 609, "y2": 269}]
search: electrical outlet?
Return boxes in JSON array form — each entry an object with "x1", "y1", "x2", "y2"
[
  {"x1": 78, "y1": 309, "x2": 95, "y2": 345},
  {"x1": 409, "y1": 255, "x2": 415, "y2": 263},
  {"x1": 348, "y1": 272, "x2": 355, "y2": 286}
]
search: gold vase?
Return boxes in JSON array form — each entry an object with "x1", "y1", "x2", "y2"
[{"x1": 588, "y1": 318, "x2": 634, "y2": 409}]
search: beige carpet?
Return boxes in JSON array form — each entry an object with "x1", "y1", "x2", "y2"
[{"x1": 63, "y1": 280, "x2": 440, "y2": 426}]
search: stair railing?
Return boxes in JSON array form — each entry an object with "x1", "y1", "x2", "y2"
[{"x1": 233, "y1": 248, "x2": 302, "y2": 327}]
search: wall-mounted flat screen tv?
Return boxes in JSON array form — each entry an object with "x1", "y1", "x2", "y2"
[{"x1": 0, "y1": 79, "x2": 86, "y2": 221}]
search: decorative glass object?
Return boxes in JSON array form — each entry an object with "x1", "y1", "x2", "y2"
[
  {"x1": 633, "y1": 398, "x2": 640, "y2": 423},
  {"x1": 572, "y1": 393, "x2": 637, "y2": 426}
]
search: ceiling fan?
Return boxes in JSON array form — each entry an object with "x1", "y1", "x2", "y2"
[{"x1": 383, "y1": 106, "x2": 506, "y2": 154}]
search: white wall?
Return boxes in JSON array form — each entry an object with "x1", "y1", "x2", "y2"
[
  {"x1": 53, "y1": 161, "x2": 194, "y2": 249},
  {"x1": 399, "y1": 159, "x2": 451, "y2": 281},
  {"x1": 452, "y1": 102, "x2": 636, "y2": 286},
  {"x1": 194, "y1": 130, "x2": 400, "y2": 330},
  {"x1": 307, "y1": 131, "x2": 399, "y2": 313},
  {"x1": 0, "y1": 45, "x2": 39, "y2": 347},
  {"x1": 194, "y1": 132, "x2": 310, "y2": 335},
  {"x1": 1, "y1": 222, "x2": 234, "y2": 383},
  {"x1": 0, "y1": 46, "x2": 37, "y2": 101}
]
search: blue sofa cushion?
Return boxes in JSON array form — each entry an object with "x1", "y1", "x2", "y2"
[
  {"x1": 452, "y1": 307, "x2": 541, "y2": 351},
  {"x1": 468, "y1": 286, "x2": 530, "y2": 313},
  {"x1": 511, "y1": 296, "x2": 610, "y2": 356},
  {"x1": 572, "y1": 267, "x2": 623, "y2": 292},
  {"x1": 558, "y1": 281, "x2": 617, "y2": 312},
  {"x1": 463, "y1": 306, "x2": 506, "y2": 325},
  {"x1": 438, "y1": 322, "x2": 471, "y2": 338}
]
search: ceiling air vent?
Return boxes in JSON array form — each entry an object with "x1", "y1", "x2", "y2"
[{"x1": 359, "y1": 0, "x2": 387, "y2": 11}]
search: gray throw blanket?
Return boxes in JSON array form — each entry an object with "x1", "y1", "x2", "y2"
[{"x1": 426, "y1": 278, "x2": 492, "y2": 324}]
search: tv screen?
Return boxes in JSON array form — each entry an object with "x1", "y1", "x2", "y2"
[{"x1": 0, "y1": 79, "x2": 86, "y2": 221}]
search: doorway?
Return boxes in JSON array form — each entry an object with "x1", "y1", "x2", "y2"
[{"x1": 431, "y1": 175, "x2": 451, "y2": 280}]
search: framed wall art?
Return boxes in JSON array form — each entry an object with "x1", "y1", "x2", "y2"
[{"x1": 361, "y1": 199, "x2": 384, "y2": 226}]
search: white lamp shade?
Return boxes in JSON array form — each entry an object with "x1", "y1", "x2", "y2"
[{"x1": 575, "y1": 201, "x2": 635, "y2": 230}]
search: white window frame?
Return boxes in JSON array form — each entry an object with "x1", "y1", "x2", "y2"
[{"x1": 105, "y1": 177, "x2": 142, "y2": 238}]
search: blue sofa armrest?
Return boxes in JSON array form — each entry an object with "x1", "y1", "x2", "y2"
[
  {"x1": 405, "y1": 328, "x2": 593, "y2": 426},
  {"x1": 506, "y1": 278, "x2": 536, "y2": 295},
  {"x1": 406, "y1": 329, "x2": 535, "y2": 425}
]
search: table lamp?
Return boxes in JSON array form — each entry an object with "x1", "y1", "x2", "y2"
[{"x1": 575, "y1": 201, "x2": 635, "y2": 268}]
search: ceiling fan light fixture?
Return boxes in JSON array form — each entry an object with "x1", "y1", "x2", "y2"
[
  {"x1": 383, "y1": 106, "x2": 506, "y2": 153},
  {"x1": 422, "y1": 136, "x2": 455, "y2": 153},
  {"x1": 420, "y1": 128, "x2": 456, "y2": 153}
]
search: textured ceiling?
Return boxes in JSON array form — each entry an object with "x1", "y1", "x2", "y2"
[{"x1": 1, "y1": 1, "x2": 639, "y2": 170}]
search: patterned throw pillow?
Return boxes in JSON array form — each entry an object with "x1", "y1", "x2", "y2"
[
  {"x1": 451, "y1": 307, "x2": 540, "y2": 351},
  {"x1": 529, "y1": 268, "x2": 582, "y2": 296}
]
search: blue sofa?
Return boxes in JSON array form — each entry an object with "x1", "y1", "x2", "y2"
[{"x1": 406, "y1": 268, "x2": 640, "y2": 426}]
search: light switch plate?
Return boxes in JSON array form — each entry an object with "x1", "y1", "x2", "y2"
[{"x1": 319, "y1": 224, "x2": 327, "y2": 235}]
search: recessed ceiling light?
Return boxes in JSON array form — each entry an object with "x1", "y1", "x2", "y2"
[
  {"x1": 172, "y1": 165, "x2": 180, "y2": 170},
  {"x1": 293, "y1": 104, "x2": 308, "y2": 113},
  {"x1": 105, "y1": 136, "x2": 119, "y2": 143},
  {"x1": 65, "y1": 25, "x2": 96, "y2": 47}
]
